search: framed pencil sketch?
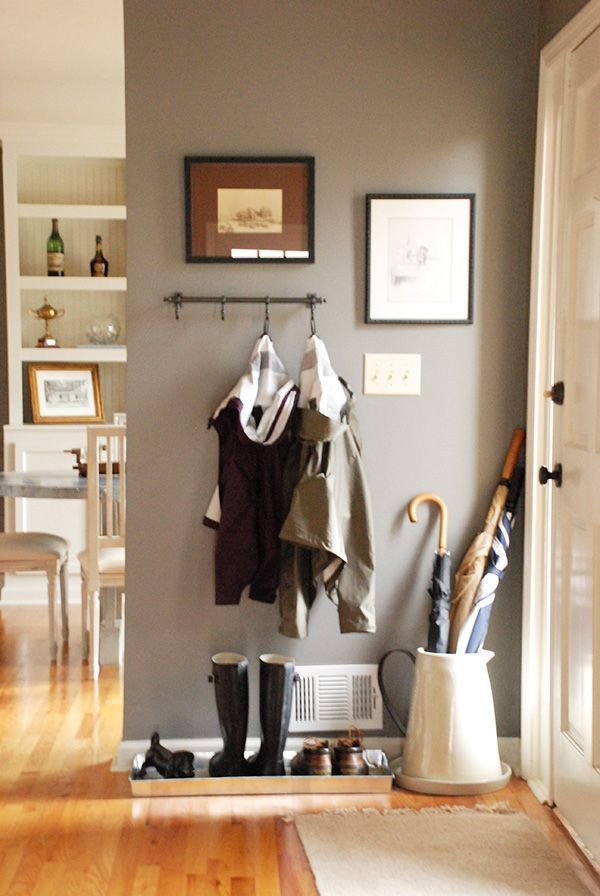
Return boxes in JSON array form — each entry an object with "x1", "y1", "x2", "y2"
[
  {"x1": 366, "y1": 194, "x2": 475, "y2": 324},
  {"x1": 185, "y1": 156, "x2": 315, "y2": 263},
  {"x1": 28, "y1": 363, "x2": 104, "y2": 424}
]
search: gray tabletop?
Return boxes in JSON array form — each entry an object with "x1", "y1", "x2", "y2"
[{"x1": 0, "y1": 471, "x2": 115, "y2": 499}]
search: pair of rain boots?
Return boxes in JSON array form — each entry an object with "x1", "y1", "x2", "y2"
[{"x1": 208, "y1": 652, "x2": 295, "y2": 777}]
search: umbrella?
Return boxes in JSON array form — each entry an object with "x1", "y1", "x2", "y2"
[
  {"x1": 456, "y1": 462, "x2": 525, "y2": 653},
  {"x1": 408, "y1": 493, "x2": 451, "y2": 653},
  {"x1": 448, "y1": 428, "x2": 525, "y2": 653}
]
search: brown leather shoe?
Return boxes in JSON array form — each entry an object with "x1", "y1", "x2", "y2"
[
  {"x1": 333, "y1": 731, "x2": 368, "y2": 775},
  {"x1": 290, "y1": 737, "x2": 332, "y2": 775}
]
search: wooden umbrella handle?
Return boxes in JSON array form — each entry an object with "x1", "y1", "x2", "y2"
[
  {"x1": 501, "y1": 428, "x2": 526, "y2": 481},
  {"x1": 408, "y1": 493, "x2": 448, "y2": 553}
]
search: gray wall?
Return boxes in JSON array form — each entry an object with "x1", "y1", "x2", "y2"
[
  {"x1": 122, "y1": 0, "x2": 538, "y2": 740},
  {"x1": 538, "y1": 0, "x2": 589, "y2": 46}
]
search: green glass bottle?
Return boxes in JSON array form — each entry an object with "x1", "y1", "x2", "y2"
[
  {"x1": 90, "y1": 234, "x2": 109, "y2": 277},
  {"x1": 47, "y1": 218, "x2": 65, "y2": 276}
]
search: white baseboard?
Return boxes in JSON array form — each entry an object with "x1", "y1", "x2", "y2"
[
  {"x1": 113, "y1": 734, "x2": 521, "y2": 776},
  {"x1": 527, "y1": 776, "x2": 552, "y2": 805},
  {"x1": 0, "y1": 595, "x2": 82, "y2": 605},
  {"x1": 1, "y1": 572, "x2": 82, "y2": 604},
  {"x1": 0, "y1": 594, "x2": 48, "y2": 605},
  {"x1": 498, "y1": 737, "x2": 521, "y2": 777}
]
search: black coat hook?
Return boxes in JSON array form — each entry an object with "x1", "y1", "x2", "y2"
[{"x1": 308, "y1": 294, "x2": 317, "y2": 335}]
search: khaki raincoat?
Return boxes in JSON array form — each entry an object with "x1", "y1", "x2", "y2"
[{"x1": 278, "y1": 399, "x2": 376, "y2": 638}]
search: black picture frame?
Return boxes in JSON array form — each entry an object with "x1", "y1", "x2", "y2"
[
  {"x1": 184, "y1": 155, "x2": 315, "y2": 263},
  {"x1": 365, "y1": 193, "x2": 475, "y2": 324}
]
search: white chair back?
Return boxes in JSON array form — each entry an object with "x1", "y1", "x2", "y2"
[{"x1": 86, "y1": 425, "x2": 126, "y2": 593}]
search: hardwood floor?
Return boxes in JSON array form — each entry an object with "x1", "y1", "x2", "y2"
[{"x1": 1, "y1": 604, "x2": 599, "y2": 896}]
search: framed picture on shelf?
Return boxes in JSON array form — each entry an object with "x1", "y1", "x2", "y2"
[
  {"x1": 366, "y1": 193, "x2": 475, "y2": 324},
  {"x1": 28, "y1": 363, "x2": 104, "y2": 424},
  {"x1": 184, "y1": 156, "x2": 315, "y2": 263}
]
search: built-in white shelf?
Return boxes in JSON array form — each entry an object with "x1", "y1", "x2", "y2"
[
  {"x1": 20, "y1": 346, "x2": 127, "y2": 363},
  {"x1": 20, "y1": 276, "x2": 127, "y2": 291},
  {"x1": 2, "y1": 133, "x2": 127, "y2": 603},
  {"x1": 3, "y1": 136, "x2": 127, "y2": 427},
  {"x1": 18, "y1": 203, "x2": 126, "y2": 220}
]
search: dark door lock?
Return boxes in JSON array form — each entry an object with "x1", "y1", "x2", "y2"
[
  {"x1": 538, "y1": 463, "x2": 562, "y2": 487},
  {"x1": 543, "y1": 381, "x2": 564, "y2": 405}
]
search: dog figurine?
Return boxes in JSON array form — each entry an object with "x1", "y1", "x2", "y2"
[{"x1": 136, "y1": 731, "x2": 195, "y2": 778}]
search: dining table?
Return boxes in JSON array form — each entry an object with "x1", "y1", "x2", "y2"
[
  {"x1": 0, "y1": 470, "x2": 117, "y2": 499},
  {"x1": 0, "y1": 469, "x2": 122, "y2": 665}
]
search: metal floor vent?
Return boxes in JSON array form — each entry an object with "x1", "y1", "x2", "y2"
[{"x1": 289, "y1": 664, "x2": 382, "y2": 732}]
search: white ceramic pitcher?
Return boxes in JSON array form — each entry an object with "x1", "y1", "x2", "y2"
[{"x1": 396, "y1": 648, "x2": 511, "y2": 795}]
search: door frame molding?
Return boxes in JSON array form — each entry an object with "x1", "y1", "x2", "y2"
[{"x1": 522, "y1": 0, "x2": 600, "y2": 804}]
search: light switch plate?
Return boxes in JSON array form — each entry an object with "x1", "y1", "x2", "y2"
[{"x1": 363, "y1": 353, "x2": 421, "y2": 395}]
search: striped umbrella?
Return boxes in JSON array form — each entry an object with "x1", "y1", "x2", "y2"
[
  {"x1": 448, "y1": 428, "x2": 525, "y2": 653},
  {"x1": 456, "y1": 463, "x2": 525, "y2": 654}
]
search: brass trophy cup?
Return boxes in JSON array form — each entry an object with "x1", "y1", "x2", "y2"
[{"x1": 29, "y1": 299, "x2": 64, "y2": 347}]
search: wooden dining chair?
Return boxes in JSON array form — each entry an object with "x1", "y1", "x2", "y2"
[
  {"x1": 78, "y1": 425, "x2": 126, "y2": 679},
  {"x1": 0, "y1": 531, "x2": 69, "y2": 659}
]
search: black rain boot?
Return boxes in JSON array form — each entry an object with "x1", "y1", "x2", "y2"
[
  {"x1": 246, "y1": 653, "x2": 296, "y2": 776},
  {"x1": 208, "y1": 652, "x2": 249, "y2": 777}
]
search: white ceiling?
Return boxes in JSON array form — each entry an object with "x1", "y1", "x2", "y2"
[{"x1": 0, "y1": 0, "x2": 125, "y2": 127}]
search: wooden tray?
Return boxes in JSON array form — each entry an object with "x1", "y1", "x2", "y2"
[{"x1": 129, "y1": 750, "x2": 393, "y2": 796}]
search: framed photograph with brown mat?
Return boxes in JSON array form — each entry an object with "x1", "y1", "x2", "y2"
[{"x1": 185, "y1": 156, "x2": 315, "y2": 263}]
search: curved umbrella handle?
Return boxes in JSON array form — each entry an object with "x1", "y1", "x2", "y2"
[{"x1": 408, "y1": 493, "x2": 448, "y2": 554}]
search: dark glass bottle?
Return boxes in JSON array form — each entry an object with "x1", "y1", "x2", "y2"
[
  {"x1": 47, "y1": 218, "x2": 65, "y2": 276},
  {"x1": 90, "y1": 235, "x2": 109, "y2": 277}
]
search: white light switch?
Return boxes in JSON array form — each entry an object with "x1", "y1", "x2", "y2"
[{"x1": 363, "y1": 353, "x2": 421, "y2": 395}]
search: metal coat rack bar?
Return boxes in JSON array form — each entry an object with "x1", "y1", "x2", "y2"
[{"x1": 164, "y1": 291, "x2": 326, "y2": 320}]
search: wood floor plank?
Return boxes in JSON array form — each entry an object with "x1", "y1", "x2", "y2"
[
  {"x1": 0, "y1": 846, "x2": 27, "y2": 896},
  {"x1": 276, "y1": 818, "x2": 315, "y2": 896},
  {"x1": 130, "y1": 865, "x2": 160, "y2": 896},
  {"x1": 3, "y1": 846, "x2": 45, "y2": 896},
  {"x1": 30, "y1": 861, "x2": 68, "y2": 896},
  {"x1": 185, "y1": 872, "x2": 228, "y2": 895},
  {"x1": 231, "y1": 877, "x2": 256, "y2": 896},
  {"x1": 1, "y1": 604, "x2": 600, "y2": 896},
  {"x1": 104, "y1": 806, "x2": 153, "y2": 896}
]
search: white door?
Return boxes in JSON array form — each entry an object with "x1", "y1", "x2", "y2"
[{"x1": 550, "y1": 23, "x2": 600, "y2": 860}]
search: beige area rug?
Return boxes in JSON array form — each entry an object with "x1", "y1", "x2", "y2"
[{"x1": 293, "y1": 805, "x2": 591, "y2": 896}]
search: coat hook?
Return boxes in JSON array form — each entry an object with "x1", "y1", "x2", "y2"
[
  {"x1": 221, "y1": 297, "x2": 226, "y2": 321},
  {"x1": 161, "y1": 292, "x2": 183, "y2": 319},
  {"x1": 173, "y1": 292, "x2": 183, "y2": 320},
  {"x1": 263, "y1": 297, "x2": 270, "y2": 335},
  {"x1": 308, "y1": 294, "x2": 317, "y2": 336}
]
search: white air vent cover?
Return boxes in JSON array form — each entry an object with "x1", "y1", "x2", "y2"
[{"x1": 289, "y1": 664, "x2": 382, "y2": 732}]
